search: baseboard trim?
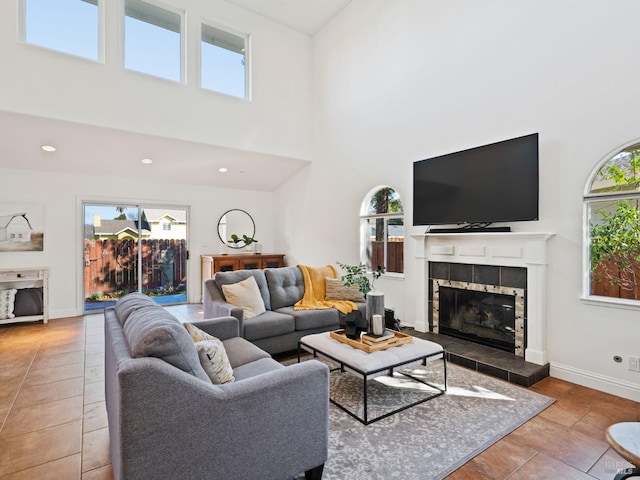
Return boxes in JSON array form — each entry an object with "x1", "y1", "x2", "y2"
[
  {"x1": 550, "y1": 362, "x2": 640, "y2": 402},
  {"x1": 50, "y1": 308, "x2": 82, "y2": 320}
]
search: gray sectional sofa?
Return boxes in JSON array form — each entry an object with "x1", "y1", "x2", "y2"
[
  {"x1": 105, "y1": 293, "x2": 329, "y2": 480},
  {"x1": 203, "y1": 266, "x2": 366, "y2": 354}
]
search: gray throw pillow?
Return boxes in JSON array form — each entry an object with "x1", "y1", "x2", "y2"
[{"x1": 13, "y1": 288, "x2": 43, "y2": 317}]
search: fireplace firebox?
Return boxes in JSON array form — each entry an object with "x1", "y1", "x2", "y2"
[
  {"x1": 429, "y1": 262, "x2": 527, "y2": 357},
  {"x1": 438, "y1": 286, "x2": 516, "y2": 353}
]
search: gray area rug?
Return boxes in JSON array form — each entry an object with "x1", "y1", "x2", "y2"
[{"x1": 307, "y1": 360, "x2": 554, "y2": 480}]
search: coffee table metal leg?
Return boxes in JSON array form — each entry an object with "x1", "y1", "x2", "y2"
[
  {"x1": 363, "y1": 376, "x2": 368, "y2": 424},
  {"x1": 444, "y1": 353, "x2": 448, "y2": 390}
]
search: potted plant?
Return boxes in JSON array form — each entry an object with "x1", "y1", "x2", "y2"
[
  {"x1": 336, "y1": 262, "x2": 385, "y2": 295},
  {"x1": 228, "y1": 234, "x2": 259, "y2": 253},
  {"x1": 337, "y1": 262, "x2": 386, "y2": 334}
]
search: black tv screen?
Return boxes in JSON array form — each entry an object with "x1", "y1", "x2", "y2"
[{"x1": 413, "y1": 133, "x2": 539, "y2": 226}]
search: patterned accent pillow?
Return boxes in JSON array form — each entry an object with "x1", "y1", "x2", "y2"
[
  {"x1": 195, "y1": 340, "x2": 235, "y2": 384},
  {"x1": 184, "y1": 322, "x2": 215, "y2": 342},
  {"x1": 0, "y1": 289, "x2": 17, "y2": 320},
  {"x1": 184, "y1": 323, "x2": 235, "y2": 384},
  {"x1": 221, "y1": 276, "x2": 266, "y2": 319},
  {"x1": 325, "y1": 278, "x2": 365, "y2": 302}
]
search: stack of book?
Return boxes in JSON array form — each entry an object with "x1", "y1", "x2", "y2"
[{"x1": 361, "y1": 330, "x2": 396, "y2": 346}]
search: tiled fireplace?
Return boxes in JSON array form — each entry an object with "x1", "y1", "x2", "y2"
[
  {"x1": 430, "y1": 262, "x2": 526, "y2": 356},
  {"x1": 412, "y1": 232, "x2": 553, "y2": 366}
]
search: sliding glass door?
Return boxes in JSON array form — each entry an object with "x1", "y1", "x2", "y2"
[{"x1": 83, "y1": 203, "x2": 188, "y2": 312}]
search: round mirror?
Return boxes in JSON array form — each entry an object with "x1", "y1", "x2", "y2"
[{"x1": 217, "y1": 209, "x2": 256, "y2": 249}]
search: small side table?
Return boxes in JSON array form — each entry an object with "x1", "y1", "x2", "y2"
[{"x1": 606, "y1": 422, "x2": 640, "y2": 480}]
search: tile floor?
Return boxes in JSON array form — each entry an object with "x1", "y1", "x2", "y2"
[{"x1": 0, "y1": 304, "x2": 638, "y2": 479}]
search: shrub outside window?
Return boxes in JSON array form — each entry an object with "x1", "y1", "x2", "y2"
[
  {"x1": 23, "y1": 0, "x2": 100, "y2": 61},
  {"x1": 586, "y1": 142, "x2": 640, "y2": 302},
  {"x1": 201, "y1": 22, "x2": 248, "y2": 99},
  {"x1": 124, "y1": 0, "x2": 183, "y2": 82},
  {"x1": 361, "y1": 187, "x2": 404, "y2": 274}
]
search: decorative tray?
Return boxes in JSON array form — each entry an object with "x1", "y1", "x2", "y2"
[{"x1": 329, "y1": 329, "x2": 413, "y2": 353}]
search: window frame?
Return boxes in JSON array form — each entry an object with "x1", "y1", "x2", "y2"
[
  {"x1": 121, "y1": 0, "x2": 186, "y2": 83},
  {"x1": 199, "y1": 18, "x2": 250, "y2": 100},
  {"x1": 359, "y1": 186, "x2": 404, "y2": 277},
  {"x1": 583, "y1": 138, "x2": 640, "y2": 308},
  {"x1": 19, "y1": 0, "x2": 105, "y2": 63}
]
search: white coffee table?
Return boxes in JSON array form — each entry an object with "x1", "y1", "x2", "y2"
[{"x1": 298, "y1": 331, "x2": 447, "y2": 425}]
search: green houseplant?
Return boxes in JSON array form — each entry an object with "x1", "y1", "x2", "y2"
[
  {"x1": 336, "y1": 262, "x2": 385, "y2": 295},
  {"x1": 228, "y1": 234, "x2": 258, "y2": 249},
  {"x1": 337, "y1": 262, "x2": 387, "y2": 335}
]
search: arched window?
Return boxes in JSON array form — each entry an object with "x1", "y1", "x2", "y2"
[
  {"x1": 360, "y1": 186, "x2": 404, "y2": 274},
  {"x1": 585, "y1": 141, "x2": 640, "y2": 303}
]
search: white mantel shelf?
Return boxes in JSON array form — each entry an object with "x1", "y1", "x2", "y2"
[
  {"x1": 411, "y1": 232, "x2": 554, "y2": 267},
  {"x1": 411, "y1": 231, "x2": 554, "y2": 366}
]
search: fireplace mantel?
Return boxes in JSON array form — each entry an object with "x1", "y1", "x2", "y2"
[{"x1": 411, "y1": 231, "x2": 554, "y2": 365}]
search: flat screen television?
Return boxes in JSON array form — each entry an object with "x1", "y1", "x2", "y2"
[{"x1": 413, "y1": 133, "x2": 539, "y2": 227}]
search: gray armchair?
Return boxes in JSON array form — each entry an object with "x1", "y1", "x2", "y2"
[{"x1": 105, "y1": 295, "x2": 329, "y2": 480}]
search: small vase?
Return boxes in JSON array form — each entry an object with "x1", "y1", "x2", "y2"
[{"x1": 365, "y1": 291, "x2": 384, "y2": 335}]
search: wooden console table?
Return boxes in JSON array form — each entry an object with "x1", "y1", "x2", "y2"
[{"x1": 200, "y1": 254, "x2": 285, "y2": 301}]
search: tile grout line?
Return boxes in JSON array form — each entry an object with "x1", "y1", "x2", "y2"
[
  {"x1": 0, "y1": 326, "x2": 85, "y2": 478},
  {"x1": 0, "y1": 331, "x2": 44, "y2": 435},
  {"x1": 81, "y1": 314, "x2": 88, "y2": 477}
]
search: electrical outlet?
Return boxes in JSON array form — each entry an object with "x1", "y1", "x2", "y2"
[{"x1": 629, "y1": 356, "x2": 640, "y2": 372}]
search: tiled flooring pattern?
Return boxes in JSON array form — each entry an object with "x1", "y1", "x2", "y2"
[{"x1": 0, "y1": 304, "x2": 638, "y2": 479}]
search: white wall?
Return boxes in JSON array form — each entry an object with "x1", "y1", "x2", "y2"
[
  {"x1": 0, "y1": 167, "x2": 276, "y2": 318},
  {"x1": 0, "y1": 0, "x2": 312, "y2": 318},
  {"x1": 276, "y1": 0, "x2": 640, "y2": 400},
  {"x1": 0, "y1": 0, "x2": 312, "y2": 160}
]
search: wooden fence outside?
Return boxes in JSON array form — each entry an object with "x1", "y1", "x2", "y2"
[
  {"x1": 591, "y1": 258, "x2": 640, "y2": 300},
  {"x1": 370, "y1": 241, "x2": 404, "y2": 274},
  {"x1": 84, "y1": 239, "x2": 187, "y2": 298}
]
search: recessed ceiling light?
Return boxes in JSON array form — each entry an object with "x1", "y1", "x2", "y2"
[
  {"x1": 141, "y1": 158, "x2": 153, "y2": 165},
  {"x1": 41, "y1": 145, "x2": 56, "y2": 152},
  {"x1": 218, "y1": 167, "x2": 228, "y2": 173}
]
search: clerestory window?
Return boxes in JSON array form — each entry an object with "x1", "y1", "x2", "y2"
[
  {"x1": 124, "y1": 0, "x2": 183, "y2": 82},
  {"x1": 360, "y1": 187, "x2": 404, "y2": 274},
  {"x1": 585, "y1": 141, "x2": 640, "y2": 304},
  {"x1": 22, "y1": 0, "x2": 101, "y2": 61},
  {"x1": 201, "y1": 22, "x2": 248, "y2": 99}
]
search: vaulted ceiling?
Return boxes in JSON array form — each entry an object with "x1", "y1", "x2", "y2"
[{"x1": 226, "y1": 0, "x2": 351, "y2": 35}]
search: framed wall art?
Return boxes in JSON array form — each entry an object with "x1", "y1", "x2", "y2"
[{"x1": 0, "y1": 203, "x2": 44, "y2": 252}]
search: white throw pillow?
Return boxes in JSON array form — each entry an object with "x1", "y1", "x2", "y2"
[
  {"x1": 221, "y1": 276, "x2": 266, "y2": 319},
  {"x1": 0, "y1": 289, "x2": 17, "y2": 320}
]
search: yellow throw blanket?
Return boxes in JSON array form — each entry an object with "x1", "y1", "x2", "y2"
[{"x1": 294, "y1": 264, "x2": 357, "y2": 314}]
